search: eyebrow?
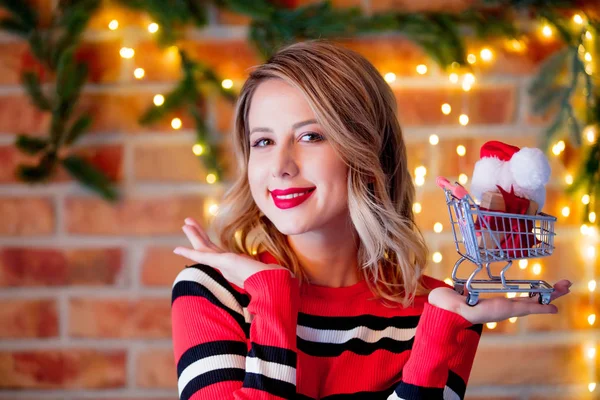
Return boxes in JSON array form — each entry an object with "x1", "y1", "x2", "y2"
[{"x1": 249, "y1": 119, "x2": 318, "y2": 136}]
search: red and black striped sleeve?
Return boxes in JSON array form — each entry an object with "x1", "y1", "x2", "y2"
[
  {"x1": 387, "y1": 302, "x2": 483, "y2": 400},
  {"x1": 171, "y1": 264, "x2": 300, "y2": 400}
]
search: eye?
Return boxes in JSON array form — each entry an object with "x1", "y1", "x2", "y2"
[
  {"x1": 300, "y1": 132, "x2": 325, "y2": 142},
  {"x1": 251, "y1": 138, "x2": 272, "y2": 148}
]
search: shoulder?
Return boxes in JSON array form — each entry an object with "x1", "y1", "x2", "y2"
[{"x1": 172, "y1": 264, "x2": 249, "y2": 307}]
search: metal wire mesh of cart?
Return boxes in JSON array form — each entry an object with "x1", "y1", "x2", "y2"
[{"x1": 441, "y1": 185, "x2": 557, "y2": 265}]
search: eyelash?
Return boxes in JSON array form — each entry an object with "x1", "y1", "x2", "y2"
[{"x1": 251, "y1": 132, "x2": 324, "y2": 148}]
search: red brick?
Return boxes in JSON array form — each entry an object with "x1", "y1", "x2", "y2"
[
  {"x1": 179, "y1": 39, "x2": 262, "y2": 80},
  {"x1": 0, "y1": 144, "x2": 123, "y2": 183},
  {"x1": 141, "y1": 247, "x2": 185, "y2": 286},
  {"x1": 69, "y1": 298, "x2": 171, "y2": 338},
  {"x1": 215, "y1": 94, "x2": 237, "y2": 134},
  {"x1": 136, "y1": 349, "x2": 176, "y2": 389},
  {"x1": 0, "y1": 197, "x2": 54, "y2": 236},
  {"x1": 469, "y1": 342, "x2": 595, "y2": 385},
  {"x1": 0, "y1": 299, "x2": 58, "y2": 338},
  {"x1": 75, "y1": 40, "x2": 125, "y2": 84},
  {"x1": 394, "y1": 86, "x2": 516, "y2": 126},
  {"x1": 131, "y1": 41, "x2": 184, "y2": 83},
  {"x1": 88, "y1": 2, "x2": 148, "y2": 30},
  {"x1": 65, "y1": 195, "x2": 205, "y2": 235},
  {"x1": 134, "y1": 143, "x2": 207, "y2": 182},
  {"x1": 0, "y1": 350, "x2": 126, "y2": 389},
  {"x1": 0, "y1": 95, "x2": 50, "y2": 136},
  {"x1": 0, "y1": 42, "x2": 30, "y2": 85},
  {"x1": 0, "y1": 247, "x2": 123, "y2": 287}
]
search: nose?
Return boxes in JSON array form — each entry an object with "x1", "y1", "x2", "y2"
[{"x1": 271, "y1": 142, "x2": 299, "y2": 178}]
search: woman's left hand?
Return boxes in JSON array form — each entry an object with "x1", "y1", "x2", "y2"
[
  {"x1": 428, "y1": 279, "x2": 572, "y2": 325},
  {"x1": 173, "y1": 217, "x2": 292, "y2": 288}
]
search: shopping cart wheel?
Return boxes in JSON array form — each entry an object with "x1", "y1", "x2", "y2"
[
  {"x1": 466, "y1": 292, "x2": 479, "y2": 307},
  {"x1": 454, "y1": 283, "x2": 464, "y2": 296},
  {"x1": 539, "y1": 293, "x2": 551, "y2": 305}
]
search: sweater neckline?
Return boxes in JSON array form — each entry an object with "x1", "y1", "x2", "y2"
[{"x1": 257, "y1": 250, "x2": 372, "y2": 299}]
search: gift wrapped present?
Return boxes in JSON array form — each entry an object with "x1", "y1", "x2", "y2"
[{"x1": 474, "y1": 185, "x2": 540, "y2": 258}]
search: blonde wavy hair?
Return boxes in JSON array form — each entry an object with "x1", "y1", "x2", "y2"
[{"x1": 210, "y1": 39, "x2": 431, "y2": 308}]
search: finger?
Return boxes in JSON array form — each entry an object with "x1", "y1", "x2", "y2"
[
  {"x1": 182, "y1": 225, "x2": 207, "y2": 250},
  {"x1": 173, "y1": 246, "x2": 224, "y2": 267},
  {"x1": 184, "y1": 217, "x2": 211, "y2": 242}
]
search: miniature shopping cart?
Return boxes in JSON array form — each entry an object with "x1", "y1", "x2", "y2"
[{"x1": 436, "y1": 177, "x2": 557, "y2": 306}]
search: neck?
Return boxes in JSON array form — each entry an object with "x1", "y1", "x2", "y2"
[{"x1": 287, "y1": 214, "x2": 361, "y2": 288}]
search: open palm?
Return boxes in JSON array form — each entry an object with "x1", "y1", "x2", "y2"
[{"x1": 428, "y1": 280, "x2": 571, "y2": 325}]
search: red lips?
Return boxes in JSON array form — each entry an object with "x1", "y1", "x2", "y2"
[{"x1": 270, "y1": 187, "x2": 316, "y2": 209}]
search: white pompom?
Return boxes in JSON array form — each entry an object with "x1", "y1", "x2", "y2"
[
  {"x1": 470, "y1": 156, "x2": 505, "y2": 200},
  {"x1": 509, "y1": 147, "x2": 551, "y2": 190}
]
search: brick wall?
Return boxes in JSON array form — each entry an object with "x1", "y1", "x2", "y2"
[{"x1": 0, "y1": 1, "x2": 597, "y2": 399}]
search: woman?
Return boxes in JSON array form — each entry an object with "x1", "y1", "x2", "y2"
[{"x1": 171, "y1": 40, "x2": 571, "y2": 400}]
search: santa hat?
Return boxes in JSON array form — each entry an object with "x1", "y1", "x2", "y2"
[{"x1": 470, "y1": 140, "x2": 551, "y2": 209}]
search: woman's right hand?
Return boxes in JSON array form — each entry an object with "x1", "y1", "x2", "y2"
[
  {"x1": 173, "y1": 217, "x2": 294, "y2": 288},
  {"x1": 428, "y1": 279, "x2": 572, "y2": 325}
]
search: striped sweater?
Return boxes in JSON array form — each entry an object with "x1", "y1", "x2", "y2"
[{"x1": 171, "y1": 251, "x2": 483, "y2": 400}]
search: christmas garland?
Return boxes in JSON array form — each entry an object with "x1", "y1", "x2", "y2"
[{"x1": 1, "y1": 0, "x2": 598, "y2": 226}]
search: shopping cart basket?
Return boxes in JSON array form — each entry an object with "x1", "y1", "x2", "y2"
[{"x1": 436, "y1": 177, "x2": 557, "y2": 306}]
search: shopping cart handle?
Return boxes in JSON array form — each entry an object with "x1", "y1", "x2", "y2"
[{"x1": 436, "y1": 176, "x2": 469, "y2": 199}]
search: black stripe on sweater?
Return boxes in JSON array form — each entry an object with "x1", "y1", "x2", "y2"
[
  {"x1": 243, "y1": 373, "x2": 297, "y2": 399},
  {"x1": 172, "y1": 280, "x2": 251, "y2": 338},
  {"x1": 248, "y1": 342, "x2": 297, "y2": 368},
  {"x1": 298, "y1": 336, "x2": 414, "y2": 357},
  {"x1": 298, "y1": 312, "x2": 420, "y2": 331},
  {"x1": 180, "y1": 368, "x2": 245, "y2": 400},
  {"x1": 177, "y1": 340, "x2": 248, "y2": 377}
]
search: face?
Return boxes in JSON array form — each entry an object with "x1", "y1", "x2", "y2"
[{"x1": 247, "y1": 78, "x2": 350, "y2": 236}]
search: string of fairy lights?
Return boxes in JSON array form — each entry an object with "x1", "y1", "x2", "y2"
[{"x1": 106, "y1": 11, "x2": 598, "y2": 394}]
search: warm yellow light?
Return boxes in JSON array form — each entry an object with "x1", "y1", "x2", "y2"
[
  {"x1": 519, "y1": 292, "x2": 529, "y2": 297},
  {"x1": 590, "y1": 212, "x2": 597, "y2": 223},
  {"x1": 587, "y1": 346, "x2": 597, "y2": 360},
  {"x1": 486, "y1": 322, "x2": 497, "y2": 329},
  {"x1": 464, "y1": 73, "x2": 475, "y2": 84},
  {"x1": 153, "y1": 94, "x2": 165, "y2": 106},
  {"x1": 429, "y1": 134, "x2": 439, "y2": 145},
  {"x1": 518, "y1": 259, "x2": 528, "y2": 269},
  {"x1": 557, "y1": 140, "x2": 565, "y2": 151},
  {"x1": 449, "y1": 73, "x2": 459, "y2": 83},
  {"x1": 444, "y1": 278, "x2": 453, "y2": 286},
  {"x1": 552, "y1": 144, "x2": 561, "y2": 156},
  {"x1": 581, "y1": 224, "x2": 590, "y2": 235},
  {"x1": 509, "y1": 317, "x2": 517, "y2": 323},
  {"x1": 586, "y1": 64, "x2": 593, "y2": 75},
  {"x1": 588, "y1": 313, "x2": 596, "y2": 325},
  {"x1": 433, "y1": 222, "x2": 443, "y2": 233},
  {"x1": 467, "y1": 53, "x2": 477, "y2": 64},
  {"x1": 192, "y1": 144, "x2": 204, "y2": 156},
  {"x1": 585, "y1": 52, "x2": 593, "y2": 62},
  {"x1": 415, "y1": 166, "x2": 427, "y2": 177},
  {"x1": 456, "y1": 144, "x2": 466, "y2": 155},
  {"x1": 508, "y1": 38, "x2": 525, "y2": 52},
  {"x1": 506, "y1": 292, "x2": 517, "y2": 298},
  {"x1": 565, "y1": 174, "x2": 573, "y2": 185},
  {"x1": 532, "y1": 263, "x2": 542, "y2": 275},
  {"x1": 586, "y1": 31, "x2": 593, "y2": 40},
  {"x1": 458, "y1": 174, "x2": 468, "y2": 185},
  {"x1": 584, "y1": 125, "x2": 597, "y2": 143},
  {"x1": 561, "y1": 206, "x2": 570, "y2": 217},
  {"x1": 413, "y1": 202, "x2": 422, "y2": 214},
  {"x1": 221, "y1": 79, "x2": 233, "y2": 89},
  {"x1": 206, "y1": 173, "x2": 217, "y2": 184},
  {"x1": 415, "y1": 175, "x2": 425, "y2": 186},
  {"x1": 459, "y1": 115, "x2": 469, "y2": 126},
  {"x1": 589, "y1": 280, "x2": 597, "y2": 292},
  {"x1": 462, "y1": 81, "x2": 472, "y2": 92},
  {"x1": 573, "y1": 14, "x2": 584, "y2": 24},
  {"x1": 582, "y1": 194, "x2": 590, "y2": 204},
  {"x1": 133, "y1": 68, "x2": 145, "y2": 79},
  {"x1": 586, "y1": 245, "x2": 596, "y2": 260},
  {"x1": 432, "y1": 252, "x2": 442, "y2": 263},
  {"x1": 171, "y1": 118, "x2": 182, "y2": 130},
  {"x1": 542, "y1": 24, "x2": 553, "y2": 37},
  {"x1": 480, "y1": 48, "x2": 493, "y2": 62},
  {"x1": 120, "y1": 47, "x2": 135, "y2": 59},
  {"x1": 441, "y1": 103, "x2": 451, "y2": 115},
  {"x1": 208, "y1": 203, "x2": 219, "y2": 216},
  {"x1": 589, "y1": 382, "x2": 596, "y2": 392},
  {"x1": 108, "y1": 19, "x2": 119, "y2": 30},
  {"x1": 384, "y1": 72, "x2": 396, "y2": 83},
  {"x1": 416, "y1": 64, "x2": 428, "y2": 74},
  {"x1": 148, "y1": 22, "x2": 159, "y2": 33}
]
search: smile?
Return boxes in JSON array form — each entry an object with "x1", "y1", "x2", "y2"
[{"x1": 271, "y1": 188, "x2": 315, "y2": 209}]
